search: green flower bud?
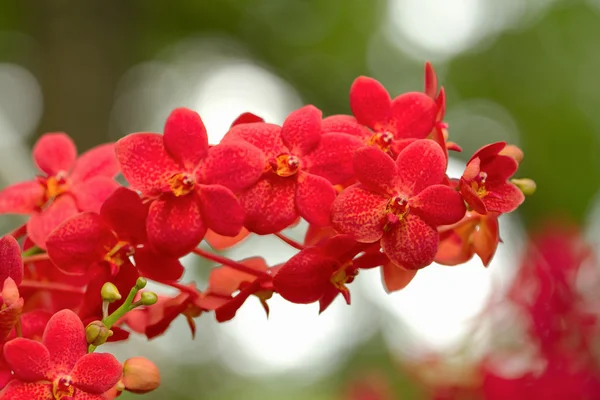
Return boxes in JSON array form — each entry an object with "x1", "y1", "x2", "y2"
[
  {"x1": 135, "y1": 277, "x2": 147, "y2": 289},
  {"x1": 101, "y1": 282, "x2": 121, "y2": 303},
  {"x1": 85, "y1": 321, "x2": 113, "y2": 346},
  {"x1": 140, "y1": 291, "x2": 158, "y2": 306}
]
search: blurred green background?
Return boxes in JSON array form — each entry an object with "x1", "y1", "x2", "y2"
[{"x1": 1, "y1": 0, "x2": 600, "y2": 399}]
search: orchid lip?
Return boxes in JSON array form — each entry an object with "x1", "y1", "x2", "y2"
[
  {"x1": 53, "y1": 375, "x2": 75, "y2": 399},
  {"x1": 269, "y1": 154, "x2": 300, "y2": 177},
  {"x1": 168, "y1": 172, "x2": 196, "y2": 196}
]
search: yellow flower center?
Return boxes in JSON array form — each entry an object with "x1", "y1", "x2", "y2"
[
  {"x1": 104, "y1": 241, "x2": 135, "y2": 268},
  {"x1": 368, "y1": 131, "x2": 394, "y2": 153},
  {"x1": 268, "y1": 154, "x2": 300, "y2": 177},
  {"x1": 53, "y1": 376, "x2": 75, "y2": 399},
  {"x1": 471, "y1": 172, "x2": 488, "y2": 198},
  {"x1": 168, "y1": 172, "x2": 195, "y2": 196},
  {"x1": 38, "y1": 172, "x2": 69, "y2": 208}
]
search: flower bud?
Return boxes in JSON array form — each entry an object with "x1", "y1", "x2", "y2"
[
  {"x1": 85, "y1": 321, "x2": 113, "y2": 346},
  {"x1": 1, "y1": 277, "x2": 20, "y2": 305},
  {"x1": 122, "y1": 357, "x2": 160, "y2": 394},
  {"x1": 101, "y1": 282, "x2": 121, "y2": 303},
  {"x1": 135, "y1": 277, "x2": 147, "y2": 290},
  {"x1": 140, "y1": 291, "x2": 158, "y2": 306},
  {"x1": 511, "y1": 178, "x2": 536, "y2": 196}
]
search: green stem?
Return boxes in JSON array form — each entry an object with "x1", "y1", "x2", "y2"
[
  {"x1": 21, "y1": 246, "x2": 43, "y2": 258},
  {"x1": 103, "y1": 285, "x2": 140, "y2": 329}
]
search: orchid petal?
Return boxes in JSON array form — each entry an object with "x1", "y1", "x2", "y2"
[
  {"x1": 163, "y1": 107, "x2": 209, "y2": 169},
  {"x1": 71, "y1": 353, "x2": 122, "y2": 394},
  {"x1": 115, "y1": 133, "x2": 180, "y2": 195},
  {"x1": 32, "y1": 133, "x2": 77, "y2": 176},
  {"x1": 146, "y1": 194, "x2": 205, "y2": 257},
  {"x1": 350, "y1": 76, "x2": 391, "y2": 130},
  {"x1": 331, "y1": 184, "x2": 388, "y2": 243},
  {"x1": 381, "y1": 214, "x2": 438, "y2": 270}
]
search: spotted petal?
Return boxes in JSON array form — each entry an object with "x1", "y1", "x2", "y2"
[
  {"x1": 239, "y1": 176, "x2": 297, "y2": 234},
  {"x1": 295, "y1": 172, "x2": 336, "y2": 227},
  {"x1": 32, "y1": 133, "x2": 77, "y2": 177},
  {"x1": 70, "y1": 143, "x2": 120, "y2": 184},
  {"x1": 223, "y1": 123, "x2": 285, "y2": 158},
  {"x1": 115, "y1": 133, "x2": 180, "y2": 195},
  {"x1": 196, "y1": 142, "x2": 264, "y2": 193},
  {"x1": 71, "y1": 353, "x2": 122, "y2": 394},
  {"x1": 321, "y1": 114, "x2": 371, "y2": 139},
  {"x1": 99, "y1": 187, "x2": 148, "y2": 244},
  {"x1": 71, "y1": 176, "x2": 119, "y2": 213},
  {"x1": 134, "y1": 247, "x2": 184, "y2": 281},
  {"x1": 350, "y1": 77, "x2": 391, "y2": 130},
  {"x1": 274, "y1": 248, "x2": 335, "y2": 304},
  {"x1": 410, "y1": 184, "x2": 466, "y2": 227},
  {"x1": 388, "y1": 92, "x2": 437, "y2": 139},
  {"x1": 331, "y1": 184, "x2": 388, "y2": 243},
  {"x1": 0, "y1": 381, "x2": 52, "y2": 400},
  {"x1": 198, "y1": 184, "x2": 245, "y2": 237},
  {"x1": 3, "y1": 338, "x2": 51, "y2": 382},
  {"x1": 163, "y1": 107, "x2": 209, "y2": 169},
  {"x1": 381, "y1": 214, "x2": 438, "y2": 270},
  {"x1": 42, "y1": 309, "x2": 87, "y2": 374},
  {"x1": 146, "y1": 193, "x2": 206, "y2": 257},
  {"x1": 0, "y1": 180, "x2": 44, "y2": 214},
  {"x1": 395, "y1": 139, "x2": 446, "y2": 196},
  {"x1": 27, "y1": 194, "x2": 79, "y2": 249},
  {"x1": 302, "y1": 132, "x2": 364, "y2": 184},
  {"x1": 281, "y1": 105, "x2": 322, "y2": 156},
  {"x1": 354, "y1": 146, "x2": 398, "y2": 195},
  {"x1": 483, "y1": 182, "x2": 525, "y2": 214},
  {"x1": 46, "y1": 212, "x2": 115, "y2": 275},
  {"x1": 0, "y1": 235, "x2": 23, "y2": 285}
]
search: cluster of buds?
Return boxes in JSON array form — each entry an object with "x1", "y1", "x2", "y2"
[{"x1": 0, "y1": 63, "x2": 533, "y2": 398}]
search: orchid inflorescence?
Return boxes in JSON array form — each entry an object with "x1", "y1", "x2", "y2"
[{"x1": 0, "y1": 63, "x2": 533, "y2": 399}]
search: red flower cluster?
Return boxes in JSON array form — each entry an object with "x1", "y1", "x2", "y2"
[{"x1": 0, "y1": 63, "x2": 532, "y2": 397}]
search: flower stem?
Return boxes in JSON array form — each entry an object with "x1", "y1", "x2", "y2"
[
  {"x1": 19, "y1": 280, "x2": 84, "y2": 294},
  {"x1": 273, "y1": 232, "x2": 304, "y2": 251},
  {"x1": 192, "y1": 247, "x2": 269, "y2": 278},
  {"x1": 22, "y1": 253, "x2": 50, "y2": 264},
  {"x1": 8, "y1": 224, "x2": 27, "y2": 240},
  {"x1": 21, "y1": 246, "x2": 43, "y2": 258}
]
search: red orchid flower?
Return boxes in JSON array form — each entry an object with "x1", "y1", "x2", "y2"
[
  {"x1": 115, "y1": 107, "x2": 265, "y2": 257},
  {"x1": 124, "y1": 286, "x2": 204, "y2": 340},
  {"x1": 381, "y1": 261, "x2": 418, "y2": 293},
  {"x1": 460, "y1": 142, "x2": 524, "y2": 214},
  {"x1": 348, "y1": 75, "x2": 437, "y2": 155},
  {"x1": 274, "y1": 235, "x2": 383, "y2": 312},
  {"x1": 223, "y1": 105, "x2": 363, "y2": 234},
  {"x1": 435, "y1": 211, "x2": 500, "y2": 267},
  {"x1": 46, "y1": 187, "x2": 184, "y2": 281},
  {"x1": 0, "y1": 309, "x2": 122, "y2": 399},
  {"x1": 0, "y1": 311, "x2": 50, "y2": 390},
  {"x1": 332, "y1": 141, "x2": 466, "y2": 270},
  {"x1": 0, "y1": 133, "x2": 120, "y2": 248}
]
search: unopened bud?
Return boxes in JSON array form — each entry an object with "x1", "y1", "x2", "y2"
[
  {"x1": 101, "y1": 282, "x2": 121, "y2": 303},
  {"x1": 1, "y1": 277, "x2": 20, "y2": 305},
  {"x1": 511, "y1": 178, "x2": 536, "y2": 196},
  {"x1": 122, "y1": 357, "x2": 161, "y2": 394},
  {"x1": 85, "y1": 321, "x2": 113, "y2": 346},
  {"x1": 135, "y1": 277, "x2": 147, "y2": 290},
  {"x1": 140, "y1": 291, "x2": 158, "y2": 306},
  {"x1": 499, "y1": 145, "x2": 524, "y2": 164}
]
